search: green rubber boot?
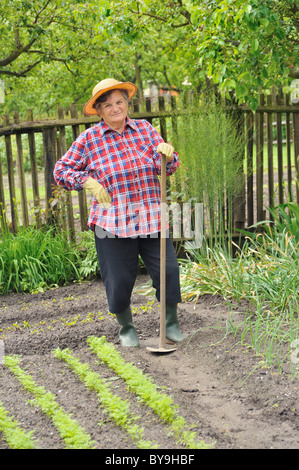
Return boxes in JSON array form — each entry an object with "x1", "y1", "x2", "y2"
[
  {"x1": 166, "y1": 303, "x2": 186, "y2": 343},
  {"x1": 115, "y1": 306, "x2": 140, "y2": 347}
]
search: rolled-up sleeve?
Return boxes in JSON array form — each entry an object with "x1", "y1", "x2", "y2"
[{"x1": 54, "y1": 134, "x2": 90, "y2": 191}]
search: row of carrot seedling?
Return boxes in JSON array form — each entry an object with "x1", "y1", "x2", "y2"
[{"x1": 0, "y1": 336, "x2": 212, "y2": 449}]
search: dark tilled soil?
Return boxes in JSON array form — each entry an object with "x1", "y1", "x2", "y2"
[{"x1": 0, "y1": 276, "x2": 298, "y2": 450}]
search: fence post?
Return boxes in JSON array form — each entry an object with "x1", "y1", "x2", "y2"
[
  {"x1": 266, "y1": 94, "x2": 274, "y2": 216},
  {"x1": 246, "y1": 111, "x2": 254, "y2": 226},
  {"x1": 70, "y1": 104, "x2": 88, "y2": 231},
  {"x1": 27, "y1": 110, "x2": 41, "y2": 228},
  {"x1": 133, "y1": 98, "x2": 140, "y2": 113},
  {"x1": 42, "y1": 127, "x2": 57, "y2": 224},
  {"x1": 275, "y1": 91, "x2": 284, "y2": 205},
  {"x1": 57, "y1": 106, "x2": 75, "y2": 241},
  {"x1": 13, "y1": 111, "x2": 29, "y2": 228},
  {"x1": 3, "y1": 114, "x2": 18, "y2": 232},
  {"x1": 256, "y1": 94, "x2": 265, "y2": 223},
  {"x1": 285, "y1": 94, "x2": 293, "y2": 201},
  {"x1": 145, "y1": 97, "x2": 152, "y2": 125},
  {"x1": 232, "y1": 105, "x2": 246, "y2": 231}
]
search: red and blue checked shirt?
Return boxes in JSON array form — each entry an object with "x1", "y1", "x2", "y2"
[{"x1": 54, "y1": 117, "x2": 179, "y2": 237}]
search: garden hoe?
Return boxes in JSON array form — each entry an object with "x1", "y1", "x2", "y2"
[{"x1": 147, "y1": 152, "x2": 177, "y2": 354}]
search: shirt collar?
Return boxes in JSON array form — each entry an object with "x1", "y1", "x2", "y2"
[{"x1": 98, "y1": 117, "x2": 137, "y2": 136}]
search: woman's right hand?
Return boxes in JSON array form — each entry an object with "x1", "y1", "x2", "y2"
[{"x1": 84, "y1": 177, "x2": 111, "y2": 209}]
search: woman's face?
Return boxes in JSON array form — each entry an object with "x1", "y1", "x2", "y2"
[{"x1": 97, "y1": 90, "x2": 128, "y2": 132}]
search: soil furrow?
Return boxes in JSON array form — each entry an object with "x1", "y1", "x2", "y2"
[{"x1": 0, "y1": 276, "x2": 298, "y2": 449}]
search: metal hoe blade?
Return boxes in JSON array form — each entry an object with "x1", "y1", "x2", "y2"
[{"x1": 147, "y1": 152, "x2": 177, "y2": 354}]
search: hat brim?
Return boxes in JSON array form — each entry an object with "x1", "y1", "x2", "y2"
[{"x1": 83, "y1": 82, "x2": 138, "y2": 116}]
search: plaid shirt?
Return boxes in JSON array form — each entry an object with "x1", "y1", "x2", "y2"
[{"x1": 54, "y1": 117, "x2": 179, "y2": 237}]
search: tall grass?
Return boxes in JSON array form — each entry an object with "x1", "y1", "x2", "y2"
[
  {"x1": 173, "y1": 99, "x2": 244, "y2": 242},
  {"x1": 0, "y1": 225, "x2": 83, "y2": 294},
  {"x1": 180, "y1": 232, "x2": 298, "y2": 313},
  {"x1": 179, "y1": 202, "x2": 299, "y2": 375}
]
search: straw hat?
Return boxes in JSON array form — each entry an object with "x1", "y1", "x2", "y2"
[{"x1": 83, "y1": 78, "x2": 137, "y2": 115}]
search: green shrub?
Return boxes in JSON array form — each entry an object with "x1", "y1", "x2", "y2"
[{"x1": 0, "y1": 226, "x2": 82, "y2": 294}]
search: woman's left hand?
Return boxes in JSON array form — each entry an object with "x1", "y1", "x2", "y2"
[{"x1": 157, "y1": 143, "x2": 174, "y2": 162}]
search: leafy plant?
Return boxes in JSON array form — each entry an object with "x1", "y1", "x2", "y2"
[{"x1": 0, "y1": 225, "x2": 82, "y2": 294}]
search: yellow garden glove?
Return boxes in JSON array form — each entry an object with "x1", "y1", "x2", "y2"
[
  {"x1": 84, "y1": 177, "x2": 111, "y2": 208},
  {"x1": 157, "y1": 142, "x2": 174, "y2": 162}
]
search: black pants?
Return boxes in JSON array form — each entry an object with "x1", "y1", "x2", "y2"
[{"x1": 94, "y1": 230, "x2": 182, "y2": 314}]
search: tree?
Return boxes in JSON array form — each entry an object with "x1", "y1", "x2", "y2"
[
  {"x1": 188, "y1": 0, "x2": 299, "y2": 107},
  {"x1": 1, "y1": 0, "x2": 298, "y2": 114},
  {"x1": 0, "y1": 0, "x2": 194, "y2": 115},
  {"x1": 119, "y1": 0, "x2": 299, "y2": 108},
  {"x1": 0, "y1": 0, "x2": 130, "y2": 113},
  {"x1": 0, "y1": 0, "x2": 105, "y2": 78}
]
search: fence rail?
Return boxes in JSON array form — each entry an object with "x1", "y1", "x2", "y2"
[{"x1": 0, "y1": 92, "x2": 298, "y2": 241}]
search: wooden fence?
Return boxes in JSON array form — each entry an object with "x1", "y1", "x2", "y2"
[{"x1": 0, "y1": 92, "x2": 298, "y2": 242}]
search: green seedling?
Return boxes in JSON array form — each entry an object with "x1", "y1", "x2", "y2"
[
  {"x1": 132, "y1": 300, "x2": 155, "y2": 314},
  {"x1": 0, "y1": 401, "x2": 38, "y2": 449},
  {"x1": 4, "y1": 355, "x2": 96, "y2": 449},
  {"x1": 53, "y1": 347, "x2": 157, "y2": 449},
  {"x1": 87, "y1": 336, "x2": 212, "y2": 449}
]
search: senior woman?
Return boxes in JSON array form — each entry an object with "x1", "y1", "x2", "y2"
[{"x1": 54, "y1": 78, "x2": 185, "y2": 347}]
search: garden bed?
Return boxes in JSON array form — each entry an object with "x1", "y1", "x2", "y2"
[{"x1": 0, "y1": 275, "x2": 298, "y2": 449}]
